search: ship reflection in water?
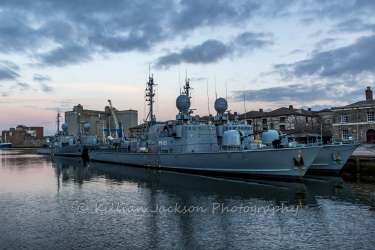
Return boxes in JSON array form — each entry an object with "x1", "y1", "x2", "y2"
[
  {"x1": 1, "y1": 150, "x2": 375, "y2": 249},
  {"x1": 50, "y1": 155, "x2": 357, "y2": 207}
]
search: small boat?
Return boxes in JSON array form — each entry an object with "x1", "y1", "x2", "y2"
[
  {"x1": 0, "y1": 141, "x2": 12, "y2": 149},
  {"x1": 1, "y1": 133, "x2": 12, "y2": 148}
]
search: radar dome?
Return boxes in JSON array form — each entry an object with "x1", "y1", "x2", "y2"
[
  {"x1": 61, "y1": 123, "x2": 68, "y2": 132},
  {"x1": 215, "y1": 98, "x2": 228, "y2": 114},
  {"x1": 84, "y1": 123, "x2": 90, "y2": 132},
  {"x1": 176, "y1": 95, "x2": 190, "y2": 112}
]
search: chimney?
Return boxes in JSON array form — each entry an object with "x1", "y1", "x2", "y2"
[
  {"x1": 289, "y1": 105, "x2": 293, "y2": 110},
  {"x1": 366, "y1": 86, "x2": 373, "y2": 100},
  {"x1": 308, "y1": 107, "x2": 312, "y2": 111},
  {"x1": 259, "y1": 108, "x2": 263, "y2": 112}
]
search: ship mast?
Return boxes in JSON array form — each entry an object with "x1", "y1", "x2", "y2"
[
  {"x1": 182, "y1": 77, "x2": 191, "y2": 98},
  {"x1": 56, "y1": 109, "x2": 61, "y2": 135},
  {"x1": 145, "y1": 74, "x2": 156, "y2": 125},
  {"x1": 77, "y1": 112, "x2": 81, "y2": 138}
]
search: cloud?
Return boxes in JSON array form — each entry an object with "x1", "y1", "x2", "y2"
[
  {"x1": 298, "y1": 0, "x2": 375, "y2": 21},
  {"x1": 33, "y1": 74, "x2": 52, "y2": 82},
  {"x1": 234, "y1": 32, "x2": 274, "y2": 54},
  {"x1": 273, "y1": 35, "x2": 375, "y2": 79},
  {"x1": 22, "y1": 105, "x2": 69, "y2": 112},
  {"x1": 42, "y1": 121, "x2": 53, "y2": 124},
  {"x1": 331, "y1": 19, "x2": 375, "y2": 33},
  {"x1": 288, "y1": 49, "x2": 305, "y2": 55},
  {"x1": 0, "y1": 0, "x2": 374, "y2": 70},
  {"x1": 44, "y1": 107, "x2": 67, "y2": 111},
  {"x1": 155, "y1": 32, "x2": 273, "y2": 69},
  {"x1": 232, "y1": 81, "x2": 365, "y2": 105},
  {"x1": 94, "y1": 24, "x2": 167, "y2": 53},
  {"x1": 155, "y1": 40, "x2": 231, "y2": 69},
  {"x1": 0, "y1": 60, "x2": 20, "y2": 71},
  {"x1": 0, "y1": 12, "x2": 42, "y2": 54},
  {"x1": 0, "y1": 0, "x2": 289, "y2": 69},
  {"x1": 37, "y1": 45, "x2": 93, "y2": 67},
  {"x1": 56, "y1": 99, "x2": 75, "y2": 104},
  {"x1": 0, "y1": 61, "x2": 20, "y2": 81},
  {"x1": 313, "y1": 38, "x2": 340, "y2": 52},
  {"x1": 0, "y1": 68, "x2": 19, "y2": 81},
  {"x1": 170, "y1": 0, "x2": 260, "y2": 31},
  {"x1": 0, "y1": 0, "x2": 174, "y2": 67},
  {"x1": 40, "y1": 83, "x2": 54, "y2": 93},
  {"x1": 189, "y1": 77, "x2": 208, "y2": 82},
  {"x1": 16, "y1": 82, "x2": 31, "y2": 91}
]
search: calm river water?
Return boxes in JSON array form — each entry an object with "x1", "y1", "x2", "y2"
[{"x1": 1, "y1": 149, "x2": 375, "y2": 249}]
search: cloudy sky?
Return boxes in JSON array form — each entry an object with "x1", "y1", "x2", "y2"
[{"x1": 1, "y1": 0, "x2": 375, "y2": 135}]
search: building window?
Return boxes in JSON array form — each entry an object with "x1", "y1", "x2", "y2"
[
  {"x1": 280, "y1": 117, "x2": 285, "y2": 122},
  {"x1": 262, "y1": 119, "x2": 267, "y2": 125},
  {"x1": 280, "y1": 125, "x2": 285, "y2": 130},
  {"x1": 341, "y1": 113, "x2": 348, "y2": 123},
  {"x1": 248, "y1": 120, "x2": 252, "y2": 125},
  {"x1": 342, "y1": 130, "x2": 349, "y2": 140},
  {"x1": 367, "y1": 112, "x2": 374, "y2": 122}
]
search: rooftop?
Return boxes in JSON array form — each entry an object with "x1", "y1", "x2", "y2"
[
  {"x1": 332, "y1": 99, "x2": 375, "y2": 109},
  {"x1": 238, "y1": 107, "x2": 317, "y2": 119}
]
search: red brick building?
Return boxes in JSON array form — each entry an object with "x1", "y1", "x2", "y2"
[{"x1": 2, "y1": 125, "x2": 44, "y2": 146}]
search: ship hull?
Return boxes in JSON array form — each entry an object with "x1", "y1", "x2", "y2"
[
  {"x1": 37, "y1": 147, "x2": 52, "y2": 155},
  {"x1": 53, "y1": 145, "x2": 87, "y2": 157},
  {"x1": 38, "y1": 145, "x2": 87, "y2": 157},
  {"x1": 90, "y1": 146, "x2": 322, "y2": 179},
  {"x1": 308, "y1": 143, "x2": 359, "y2": 173}
]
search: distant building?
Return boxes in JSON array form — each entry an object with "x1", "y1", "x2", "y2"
[
  {"x1": 65, "y1": 104, "x2": 138, "y2": 142},
  {"x1": 128, "y1": 122, "x2": 166, "y2": 140},
  {"x1": 196, "y1": 107, "x2": 329, "y2": 143},
  {"x1": 128, "y1": 124, "x2": 144, "y2": 140},
  {"x1": 239, "y1": 105, "x2": 324, "y2": 142},
  {"x1": 332, "y1": 86, "x2": 375, "y2": 144},
  {"x1": 1, "y1": 125, "x2": 44, "y2": 146},
  {"x1": 312, "y1": 108, "x2": 333, "y2": 144}
]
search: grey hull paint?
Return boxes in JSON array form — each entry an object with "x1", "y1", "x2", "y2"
[
  {"x1": 90, "y1": 146, "x2": 322, "y2": 179},
  {"x1": 308, "y1": 143, "x2": 359, "y2": 173},
  {"x1": 38, "y1": 145, "x2": 86, "y2": 157},
  {"x1": 53, "y1": 145, "x2": 86, "y2": 157},
  {"x1": 37, "y1": 147, "x2": 52, "y2": 155}
]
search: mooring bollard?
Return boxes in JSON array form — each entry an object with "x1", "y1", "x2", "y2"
[{"x1": 356, "y1": 156, "x2": 360, "y2": 172}]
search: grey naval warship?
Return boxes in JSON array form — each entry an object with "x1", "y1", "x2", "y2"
[
  {"x1": 38, "y1": 112, "x2": 100, "y2": 158},
  {"x1": 308, "y1": 143, "x2": 359, "y2": 173},
  {"x1": 90, "y1": 76, "x2": 323, "y2": 179},
  {"x1": 260, "y1": 130, "x2": 359, "y2": 173}
]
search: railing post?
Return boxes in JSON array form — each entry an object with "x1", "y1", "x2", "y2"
[{"x1": 356, "y1": 156, "x2": 360, "y2": 172}]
